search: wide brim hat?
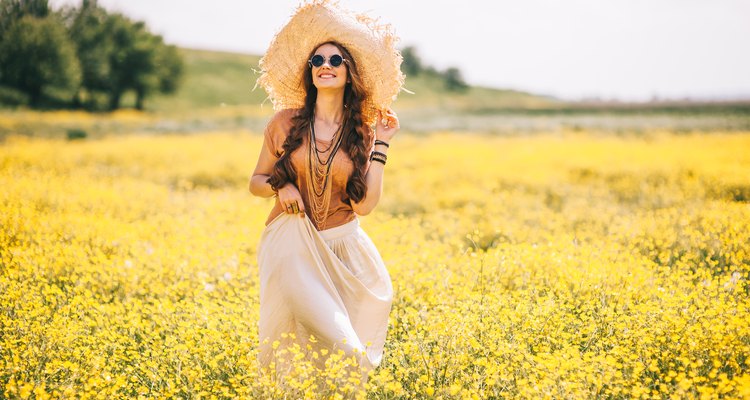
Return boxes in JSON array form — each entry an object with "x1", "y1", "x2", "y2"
[{"x1": 256, "y1": 0, "x2": 405, "y2": 126}]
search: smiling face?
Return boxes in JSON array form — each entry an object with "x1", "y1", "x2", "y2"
[{"x1": 310, "y1": 43, "x2": 349, "y2": 92}]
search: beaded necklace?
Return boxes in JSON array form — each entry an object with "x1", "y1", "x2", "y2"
[{"x1": 306, "y1": 115, "x2": 346, "y2": 229}]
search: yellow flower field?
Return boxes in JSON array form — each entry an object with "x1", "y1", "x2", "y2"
[{"x1": 1, "y1": 129, "x2": 749, "y2": 399}]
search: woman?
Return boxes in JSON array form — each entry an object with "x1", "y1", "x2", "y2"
[{"x1": 249, "y1": 1, "x2": 405, "y2": 374}]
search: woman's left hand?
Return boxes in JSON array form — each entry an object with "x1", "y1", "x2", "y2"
[{"x1": 375, "y1": 108, "x2": 400, "y2": 142}]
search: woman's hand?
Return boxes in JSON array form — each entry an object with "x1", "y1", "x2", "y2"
[
  {"x1": 375, "y1": 108, "x2": 400, "y2": 142},
  {"x1": 277, "y1": 183, "x2": 305, "y2": 216}
]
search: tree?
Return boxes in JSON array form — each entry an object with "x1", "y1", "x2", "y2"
[
  {"x1": 101, "y1": 13, "x2": 136, "y2": 110},
  {"x1": 1, "y1": 0, "x2": 183, "y2": 110},
  {"x1": 0, "y1": 0, "x2": 49, "y2": 33},
  {"x1": 131, "y1": 32, "x2": 183, "y2": 110},
  {"x1": 443, "y1": 67, "x2": 468, "y2": 92},
  {"x1": 0, "y1": 0, "x2": 52, "y2": 91},
  {"x1": 65, "y1": 1, "x2": 183, "y2": 110},
  {"x1": 149, "y1": 44, "x2": 183, "y2": 107},
  {"x1": 400, "y1": 45, "x2": 423, "y2": 76},
  {"x1": 0, "y1": 15, "x2": 81, "y2": 106},
  {"x1": 101, "y1": 13, "x2": 183, "y2": 110},
  {"x1": 66, "y1": 0, "x2": 112, "y2": 108}
]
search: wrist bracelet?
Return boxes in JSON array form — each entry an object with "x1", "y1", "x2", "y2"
[
  {"x1": 371, "y1": 150, "x2": 388, "y2": 160},
  {"x1": 374, "y1": 139, "x2": 390, "y2": 148},
  {"x1": 370, "y1": 157, "x2": 386, "y2": 165}
]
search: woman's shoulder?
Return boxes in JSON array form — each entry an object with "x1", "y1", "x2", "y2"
[
  {"x1": 269, "y1": 108, "x2": 302, "y2": 125},
  {"x1": 264, "y1": 108, "x2": 302, "y2": 136}
]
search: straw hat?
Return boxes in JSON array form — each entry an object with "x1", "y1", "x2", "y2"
[{"x1": 256, "y1": 0, "x2": 405, "y2": 125}]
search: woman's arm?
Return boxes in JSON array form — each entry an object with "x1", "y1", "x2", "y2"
[
  {"x1": 249, "y1": 138, "x2": 277, "y2": 198},
  {"x1": 351, "y1": 109, "x2": 399, "y2": 216},
  {"x1": 249, "y1": 134, "x2": 306, "y2": 215}
]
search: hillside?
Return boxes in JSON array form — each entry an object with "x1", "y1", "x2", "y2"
[
  {"x1": 148, "y1": 49, "x2": 266, "y2": 112},
  {"x1": 2, "y1": 48, "x2": 748, "y2": 139},
  {"x1": 147, "y1": 48, "x2": 560, "y2": 113}
]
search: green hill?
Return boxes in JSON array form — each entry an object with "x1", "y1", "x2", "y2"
[
  {"x1": 5, "y1": 48, "x2": 747, "y2": 139},
  {"x1": 148, "y1": 49, "x2": 266, "y2": 112},
  {"x1": 395, "y1": 72, "x2": 560, "y2": 112},
  {"x1": 147, "y1": 48, "x2": 560, "y2": 113}
]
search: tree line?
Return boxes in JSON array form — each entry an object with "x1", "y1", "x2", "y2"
[
  {"x1": 400, "y1": 46, "x2": 469, "y2": 92},
  {"x1": 0, "y1": 0, "x2": 183, "y2": 110}
]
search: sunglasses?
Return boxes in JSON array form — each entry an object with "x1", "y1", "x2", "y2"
[{"x1": 308, "y1": 54, "x2": 346, "y2": 68}]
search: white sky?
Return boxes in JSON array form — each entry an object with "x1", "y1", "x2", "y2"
[{"x1": 52, "y1": 0, "x2": 750, "y2": 101}]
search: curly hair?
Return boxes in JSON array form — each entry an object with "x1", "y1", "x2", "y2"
[{"x1": 267, "y1": 41, "x2": 370, "y2": 203}]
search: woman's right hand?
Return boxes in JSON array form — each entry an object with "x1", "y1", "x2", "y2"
[{"x1": 276, "y1": 183, "x2": 306, "y2": 216}]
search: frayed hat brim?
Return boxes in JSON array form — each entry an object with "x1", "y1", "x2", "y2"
[{"x1": 257, "y1": 0, "x2": 405, "y2": 125}]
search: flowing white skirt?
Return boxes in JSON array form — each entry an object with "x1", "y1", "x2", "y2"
[{"x1": 257, "y1": 213, "x2": 393, "y2": 371}]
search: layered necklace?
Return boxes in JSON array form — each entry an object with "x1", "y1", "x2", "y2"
[{"x1": 306, "y1": 113, "x2": 346, "y2": 229}]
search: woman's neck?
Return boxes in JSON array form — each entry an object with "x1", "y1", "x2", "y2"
[{"x1": 314, "y1": 90, "x2": 345, "y2": 125}]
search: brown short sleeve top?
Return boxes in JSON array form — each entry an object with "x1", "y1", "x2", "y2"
[{"x1": 262, "y1": 108, "x2": 374, "y2": 231}]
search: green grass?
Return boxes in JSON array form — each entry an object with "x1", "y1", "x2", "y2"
[
  {"x1": 2, "y1": 48, "x2": 748, "y2": 139},
  {"x1": 146, "y1": 48, "x2": 558, "y2": 113},
  {"x1": 393, "y1": 71, "x2": 560, "y2": 112},
  {"x1": 147, "y1": 49, "x2": 266, "y2": 112}
]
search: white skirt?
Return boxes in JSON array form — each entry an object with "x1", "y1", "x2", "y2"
[{"x1": 257, "y1": 213, "x2": 393, "y2": 371}]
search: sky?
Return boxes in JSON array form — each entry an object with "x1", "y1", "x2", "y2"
[{"x1": 52, "y1": 0, "x2": 750, "y2": 102}]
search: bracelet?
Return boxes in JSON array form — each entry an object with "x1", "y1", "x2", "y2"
[
  {"x1": 371, "y1": 151, "x2": 388, "y2": 160},
  {"x1": 370, "y1": 150, "x2": 387, "y2": 165},
  {"x1": 374, "y1": 139, "x2": 390, "y2": 148}
]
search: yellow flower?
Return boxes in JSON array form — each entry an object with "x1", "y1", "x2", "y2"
[{"x1": 2, "y1": 128, "x2": 749, "y2": 399}]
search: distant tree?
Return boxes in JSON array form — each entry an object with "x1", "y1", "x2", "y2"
[
  {"x1": 0, "y1": 0, "x2": 49, "y2": 33},
  {"x1": 0, "y1": 0, "x2": 183, "y2": 110},
  {"x1": 0, "y1": 0, "x2": 52, "y2": 87},
  {"x1": 103, "y1": 14, "x2": 184, "y2": 110},
  {"x1": 152, "y1": 44, "x2": 183, "y2": 102},
  {"x1": 422, "y1": 65, "x2": 439, "y2": 77},
  {"x1": 66, "y1": 0, "x2": 113, "y2": 109},
  {"x1": 443, "y1": 67, "x2": 468, "y2": 92},
  {"x1": 101, "y1": 14, "x2": 136, "y2": 110},
  {"x1": 400, "y1": 45, "x2": 423, "y2": 76},
  {"x1": 131, "y1": 35, "x2": 183, "y2": 110},
  {"x1": 0, "y1": 15, "x2": 80, "y2": 106},
  {"x1": 65, "y1": 1, "x2": 184, "y2": 110}
]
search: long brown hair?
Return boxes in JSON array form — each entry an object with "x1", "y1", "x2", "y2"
[{"x1": 267, "y1": 41, "x2": 370, "y2": 203}]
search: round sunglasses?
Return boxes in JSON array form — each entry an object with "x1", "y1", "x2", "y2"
[{"x1": 308, "y1": 54, "x2": 346, "y2": 68}]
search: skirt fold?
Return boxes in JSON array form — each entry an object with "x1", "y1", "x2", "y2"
[{"x1": 257, "y1": 213, "x2": 393, "y2": 370}]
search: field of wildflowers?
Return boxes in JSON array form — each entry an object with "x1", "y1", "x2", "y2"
[{"x1": 1, "y1": 129, "x2": 749, "y2": 399}]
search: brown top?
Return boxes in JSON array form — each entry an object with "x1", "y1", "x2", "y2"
[{"x1": 262, "y1": 108, "x2": 374, "y2": 231}]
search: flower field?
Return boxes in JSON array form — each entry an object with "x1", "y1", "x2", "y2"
[{"x1": 1, "y1": 129, "x2": 749, "y2": 399}]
